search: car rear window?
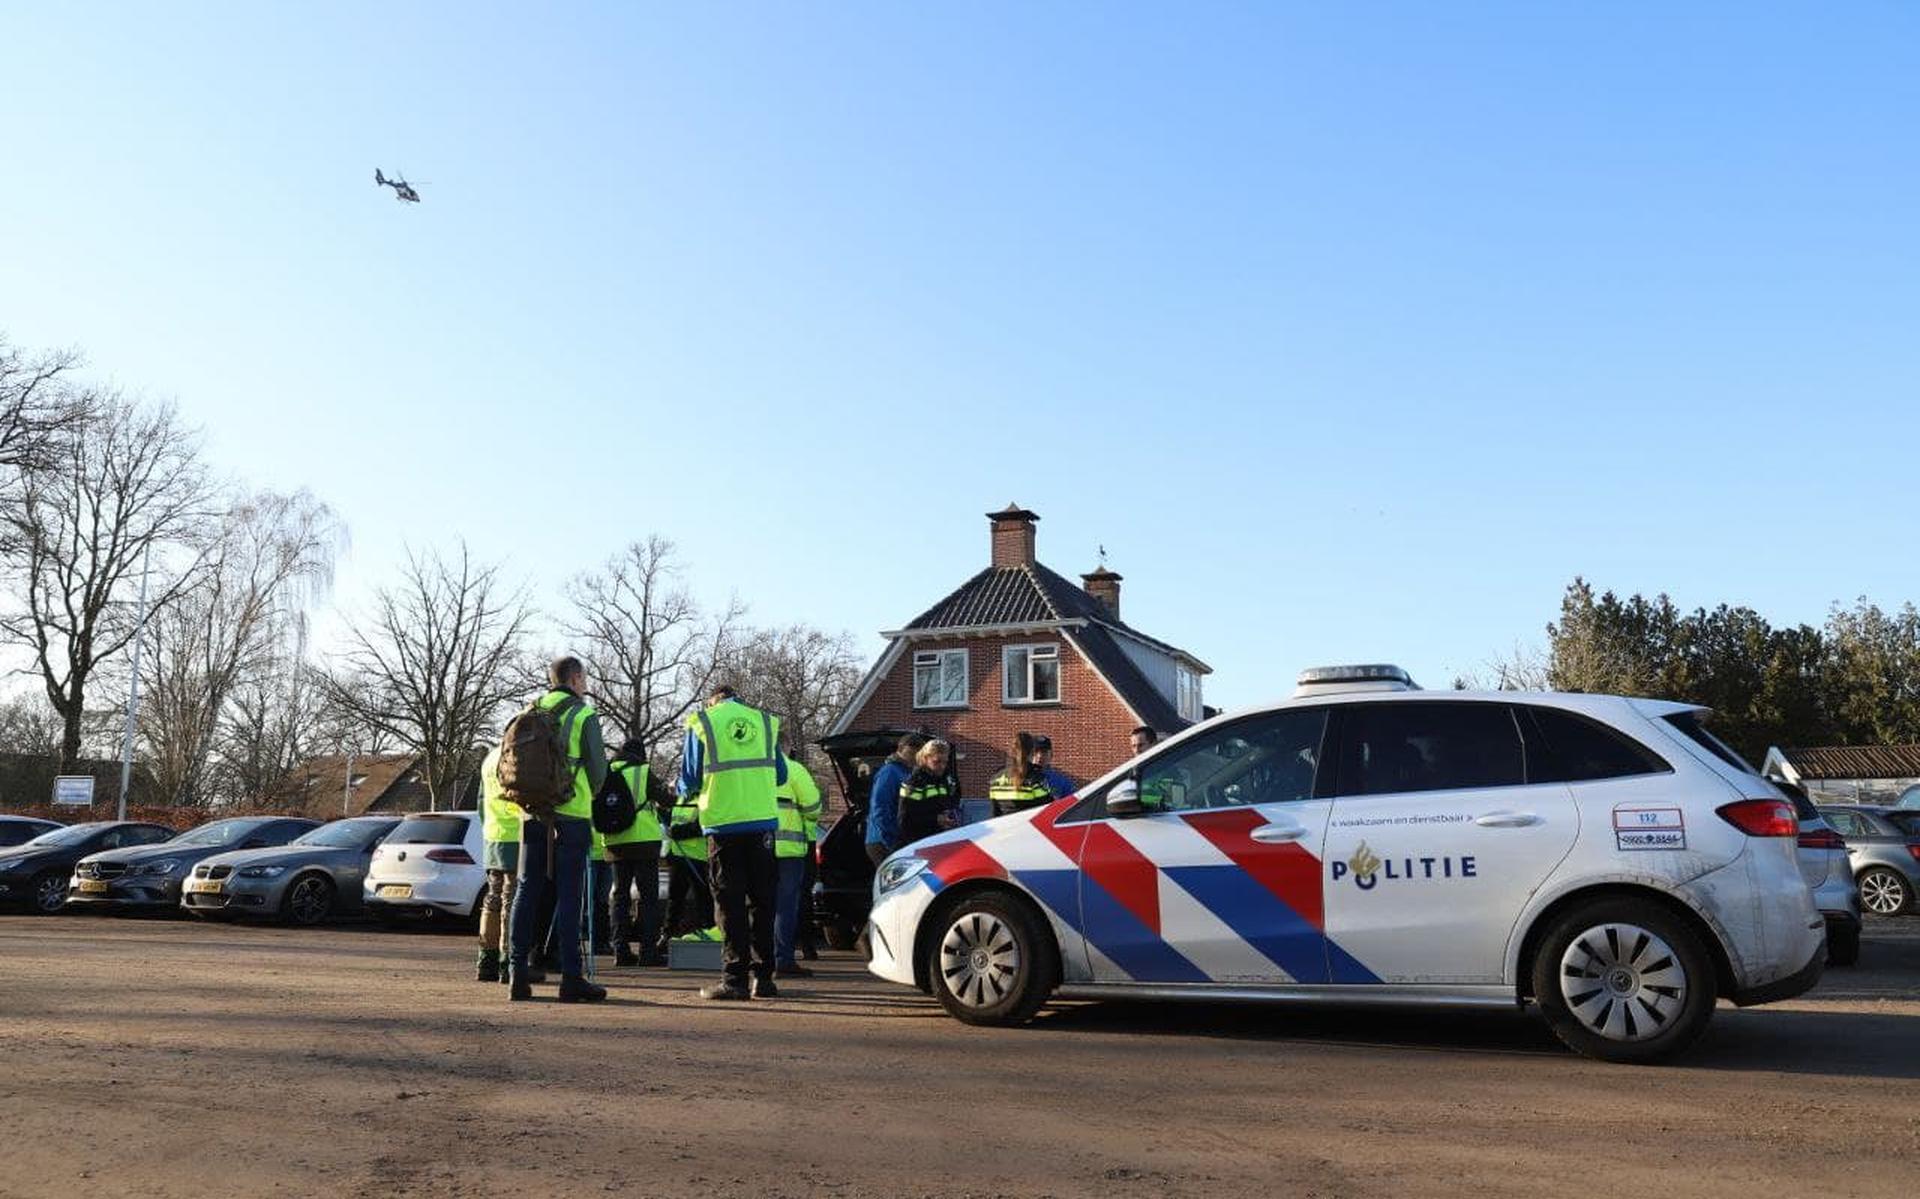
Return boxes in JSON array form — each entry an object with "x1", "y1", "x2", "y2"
[
  {"x1": 1884, "y1": 811, "x2": 1920, "y2": 837},
  {"x1": 1524, "y1": 707, "x2": 1670, "y2": 783},
  {"x1": 388, "y1": 815, "x2": 470, "y2": 845},
  {"x1": 1661, "y1": 712, "x2": 1758, "y2": 775}
]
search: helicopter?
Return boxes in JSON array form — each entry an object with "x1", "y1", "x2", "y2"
[{"x1": 374, "y1": 168, "x2": 422, "y2": 203}]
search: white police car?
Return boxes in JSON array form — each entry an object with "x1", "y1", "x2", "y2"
[{"x1": 866, "y1": 666, "x2": 1825, "y2": 1063}]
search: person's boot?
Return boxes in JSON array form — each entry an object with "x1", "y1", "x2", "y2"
[
  {"x1": 637, "y1": 947, "x2": 668, "y2": 967},
  {"x1": 614, "y1": 944, "x2": 639, "y2": 968},
  {"x1": 750, "y1": 972, "x2": 780, "y2": 999},
  {"x1": 800, "y1": 942, "x2": 820, "y2": 962},
  {"x1": 520, "y1": 963, "x2": 548, "y2": 984},
  {"x1": 508, "y1": 963, "x2": 533, "y2": 1002},
  {"x1": 699, "y1": 978, "x2": 751, "y2": 1001},
  {"x1": 774, "y1": 962, "x2": 813, "y2": 979},
  {"x1": 475, "y1": 949, "x2": 501, "y2": 983},
  {"x1": 557, "y1": 975, "x2": 608, "y2": 1004}
]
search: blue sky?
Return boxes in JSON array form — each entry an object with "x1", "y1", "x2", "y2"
[{"x1": 4, "y1": 3, "x2": 1917, "y2": 711}]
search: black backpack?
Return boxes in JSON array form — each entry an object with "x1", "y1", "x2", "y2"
[{"x1": 592, "y1": 768, "x2": 639, "y2": 835}]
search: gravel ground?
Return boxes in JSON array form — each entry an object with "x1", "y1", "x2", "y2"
[{"x1": 0, "y1": 914, "x2": 1916, "y2": 1199}]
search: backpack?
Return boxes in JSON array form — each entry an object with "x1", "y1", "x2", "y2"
[
  {"x1": 592, "y1": 769, "x2": 639, "y2": 835},
  {"x1": 497, "y1": 698, "x2": 578, "y2": 823}
]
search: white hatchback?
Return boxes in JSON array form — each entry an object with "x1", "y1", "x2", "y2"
[
  {"x1": 362, "y1": 811, "x2": 486, "y2": 925},
  {"x1": 867, "y1": 666, "x2": 1825, "y2": 1063}
]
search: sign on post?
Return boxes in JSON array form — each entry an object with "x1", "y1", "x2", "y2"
[{"x1": 52, "y1": 776, "x2": 95, "y2": 808}]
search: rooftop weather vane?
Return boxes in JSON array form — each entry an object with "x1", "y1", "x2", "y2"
[{"x1": 374, "y1": 168, "x2": 422, "y2": 203}]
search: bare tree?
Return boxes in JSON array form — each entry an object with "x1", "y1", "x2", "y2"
[
  {"x1": 137, "y1": 490, "x2": 341, "y2": 806},
  {"x1": 0, "y1": 691, "x2": 63, "y2": 759},
  {"x1": 727, "y1": 623, "x2": 864, "y2": 768},
  {"x1": 324, "y1": 543, "x2": 533, "y2": 806},
  {"x1": 565, "y1": 537, "x2": 745, "y2": 752},
  {"x1": 0, "y1": 336, "x2": 91, "y2": 483},
  {"x1": 0, "y1": 394, "x2": 216, "y2": 769}
]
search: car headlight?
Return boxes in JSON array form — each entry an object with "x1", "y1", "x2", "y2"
[
  {"x1": 142, "y1": 860, "x2": 179, "y2": 876},
  {"x1": 875, "y1": 856, "x2": 929, "y2": 895},
  {"x1": 237, "y1": 865, "x2": 286, "y2": 879}
]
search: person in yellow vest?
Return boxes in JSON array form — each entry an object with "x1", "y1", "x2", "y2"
[
  {"x1": 772, "y1": 748, "x2": 823, "y2": 977},
  {"x1": 602, "y1": 737, "x2": 667, "y2": 967},
  {"x1": 506, "y1": 656, "x2": 608, "y2": 1004},
  {"x1": 989, "y1": 731, "x2": 1055, "y2": 815},
  {"x1": 656, "y1": 788, "x2": 711, "y2": 956},
  {"x1": 677, "y1": 684, "x2": 787, "y2": 1000},
  {"x1": 476, "y1": 744, "x2": 537, "y2": 985}
]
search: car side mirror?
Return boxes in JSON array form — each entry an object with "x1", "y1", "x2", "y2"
[{"x1": 1107, "y1": 776, "x2": 1145, "y2": 819}]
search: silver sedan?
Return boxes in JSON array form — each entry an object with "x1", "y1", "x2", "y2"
[{"x1": 182, "y1": 816, "x2": 402, "y2": 925}]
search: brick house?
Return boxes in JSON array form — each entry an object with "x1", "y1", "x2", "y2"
[{"x1": 829, "y1": 504, "x2": 1212, "y2": 797}]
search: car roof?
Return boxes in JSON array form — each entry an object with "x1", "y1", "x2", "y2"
[
  {"x1": 1228, "y1": 688, "x2": 1694, "y2": 720},
  {"x1": 0, "y1": 814, "x2": 59, "y2": 824}
]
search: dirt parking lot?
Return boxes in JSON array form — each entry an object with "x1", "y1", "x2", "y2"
[{"x1": 1, "y1": 914, "x2": 1917, "y2": 1199}]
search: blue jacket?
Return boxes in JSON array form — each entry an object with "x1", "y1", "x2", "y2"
[
  {"x1": 677, "y1": 723, "x2": 789, "y2": 836},
  {"x1": 1043, "y1": 767, "x2": 1076, "y2": 798},
  {"x1": 865, "y1": 758, "x2": 911, "y2": 850}
]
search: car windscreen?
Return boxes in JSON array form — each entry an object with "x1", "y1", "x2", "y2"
[
  {"x1": 24, "y1": 822, "x2": 106, "y2": 847},
  {"x1": 0, "y1": 822, "x2": 53, "y2": 847},
  {"x1": 1662, "y1": 712, "x2": 1758, "y2": 775},
  {"x1": 388, "y1": 815, "x2": 469, "y2": 845},
  {"x1": 295, "y1": 820, "x2": 397, "y2": 848},
  {"x1": 171, "y1": 820, "x2": 258, "y2": 847}
]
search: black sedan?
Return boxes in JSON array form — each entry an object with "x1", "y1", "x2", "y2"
[
  {"x1": 68, "y1": 816, "x2": 318, "y2": 913},
  {"x1": 0, "y1": 815, "x2": 64, "y2": 848},
  {"x1": 0, "y1": 821, "x2": 176, "y2": 914},
  {"x1": 183, "y1": 816, "x2": 401, "y2": 925}
]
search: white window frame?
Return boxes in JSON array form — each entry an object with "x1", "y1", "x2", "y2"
[
  {"x1": 1002, "y1": 643, "x2": 1062, "y2": 706},
  {"x1": 1176, "y1": 665, "x2": 1203, "y2": 722},
  {"x1": 912, "y1": 649, "x2": 970, "y2": 710}
]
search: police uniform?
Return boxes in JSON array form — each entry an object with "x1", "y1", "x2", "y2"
[{"x1": 988, "y1": 771, "x2": 1053, "y2": 817}]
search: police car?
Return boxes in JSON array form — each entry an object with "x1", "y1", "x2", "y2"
[{"x1": 865, "y1": 666, "x2": 1826, "y2": 1063}]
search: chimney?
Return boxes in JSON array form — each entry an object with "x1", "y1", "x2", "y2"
[
  {"x1": 1081, "y1": 565, "x2": 1122, "y2": 620},
  {"x1": 987, "y1": 503, "x2": 1039, "y2": 570}
]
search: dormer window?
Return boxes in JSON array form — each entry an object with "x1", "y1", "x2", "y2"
[
  {"x1": 1176, "y1": 665, "x2": 1203, "y2": 722},
  {"x1": 1003, "y1": 644, "x2": 1061, "y2": 705}
]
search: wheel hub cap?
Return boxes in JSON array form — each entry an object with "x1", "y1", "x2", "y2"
[
  {"x1": 1558, "y1": 922, "x2": 1686, "y2": 1043},
  {"x1": 939, "y1": 912, "x2": 1021, "y2": 1009}
]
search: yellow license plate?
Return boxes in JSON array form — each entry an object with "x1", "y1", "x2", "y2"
[
  {"x1": 186, "y1": 880, "x2": 224, "y2": 894},
  {"x1": 77, "y1": 879, "x2": 109, "y2": 894},
  {"x1": 377, "y1": 884, "x2": 413, "y2": 899}
]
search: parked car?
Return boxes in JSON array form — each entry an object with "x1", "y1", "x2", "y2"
[
  {"x1": 363, "y1": 811, "x2": 485, "y2": 926},
  {"x1": 1894, "y1": 785, "x2": 1920, "y2": 811},
  {"x1": 1773, "y1": 782, "x2": 1862, "y2": 965},
  {"x1": 182, "y1": 815, "x2": 402, "y2": 925},
  {"x1": 813, "y1": 728, "x2": 913, "y2": 950},
  {"x1": 867, "y1": 666, "x2": 1827, "y2": 1064},
  {"x1": 1818, "y1": 804, "x2": 1920, "y2": 917},
  {"x1": 69, "y1": 816, "x2": 319, "y2": 912},
  {"x1": 0, "y1": 821, "x2": 174, "y2": 914},
  {"x1": 0, "y1": 815, "x2": 63, "y2": 848}
]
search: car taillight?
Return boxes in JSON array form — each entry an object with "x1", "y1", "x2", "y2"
[
  {"x1": 1718, "y1": 798, "x2": 1797, "y2": 838},
  {"x1": 425, "y1": 847, "x2": 474, "y2": 864},
  {"x1": 1797, "y1": 828, "x2": 1847, "y2": 850},
  {"x1": 1908, "y1": 844, "x2": 1920, "y2": 864}
]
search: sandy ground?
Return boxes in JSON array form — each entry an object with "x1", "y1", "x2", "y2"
[{"x1": 0, "y1": 914, "x2": 1916, "y2": 1199}]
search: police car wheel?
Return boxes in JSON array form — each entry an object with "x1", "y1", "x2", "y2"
[
  {"x1": 928, "y1": 893, "x2": 1057, "y2": 1027},
  {"x1": 1530, "y1": 897, "x2": 1715, "y2": 1065}
]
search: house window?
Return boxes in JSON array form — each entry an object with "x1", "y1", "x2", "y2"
[
  {"x1": 913, "y1": 649, "x2": 969, "y2": 709},
  {"x1": 1176, "y1": 666, "x2": 1203, "y2": 722},
  {"x1": 1003, "y1": 644, "x2": 1061, "y2": 705}
]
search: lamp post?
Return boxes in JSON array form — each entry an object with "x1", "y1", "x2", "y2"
[{"x1": 116, "y1": 543, "x2": 153, "y2": 821}]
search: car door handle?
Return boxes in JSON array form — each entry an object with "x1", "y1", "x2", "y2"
[
  {"x1": 1474, "y1": 812, "x2": 1542, "y2": 828},
  {"x1": 1250, "y1": 824, "x2": 1308, "y2": 844}
]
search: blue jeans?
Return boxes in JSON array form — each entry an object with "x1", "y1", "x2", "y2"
[
  {"x1": 774, "y1": 855, "x2": 807, "y2": 968},
  {"x1": 510, "y1": 816, "x2": 590, "y2": 979}
]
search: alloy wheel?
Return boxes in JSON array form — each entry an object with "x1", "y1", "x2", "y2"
[
  {"x1": 939, "y1": 911, "x2": 1021, "y2": 1009},
  {"x1": 33, "y1": 874, "x2": 66, "y2": 914},
  {"x1": 1558, "y1": 922, "x2": 1687, "y2": 1043},
  {"x1": 288, "y1": 877, "x2": 331, "y2": 925},
  {"x1": 1860, "y1": 870, "x2": 1907, "y2": 915}
]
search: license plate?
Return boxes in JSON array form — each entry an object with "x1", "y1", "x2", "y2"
[
  {"x1": 77, "y1": 879, "x2": 110, "y2": 894},
  {"x1": 376, "y1": 884, "x2": 413, "y2": 899},
  {"x1": 186, "y1": 880, "x2": 224, "y2": 895}
]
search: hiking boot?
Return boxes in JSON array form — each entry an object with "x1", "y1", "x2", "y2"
[
  {"x1": 475, "y1": 950, "x2": 501, "y2": 983},
  {"x1": 750, "y1": 975, "x2": 780, "y2": 999},
  {"x1": 508, "y1": 970, "x2": 533, "y2": 1002},
  {"x1": 557, "y1": 976, "x2": 608, "y2": 1004},
  {"x1": 773, "y1": 963, "x2": 813, "y2": 979},
  {"x1": 614, "y1": 945, "x2": 640, "y2": 968},
  {"x1": 699, "y1": 981, "x2": 751, "y2": 1001}
]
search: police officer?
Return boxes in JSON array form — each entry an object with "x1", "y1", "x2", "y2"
[
  {"x1": 678, "y1": 684, "x2": 786, "y2": 1001},
  {"x1": 989, "y1": 732, "x2": 1054, "y2": 815},
  {"x1": 772, "y1": 749, "x2": 823, "y2": 978},
  {"x1": 603, "y1": 737, "x2": 666, "y2": 967},
  {"x1": 506, "y1": 656, "x2": 608, "y2": 1004}
]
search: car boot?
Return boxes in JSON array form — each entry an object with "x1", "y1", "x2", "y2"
[
  {"x1": 699, "y1": 979, "x2": 751, "y2": 1001},
  {"x1": 750, "y1": 973, "x2": 780, "y2": 999},
  {"x1": 475, "y1": 949, "x2": 501, "y2": 983},
  {"x1": 557, "y1": 976, "x2": 608, "y2": 1004},
  {"x1": 614, "y1": 945, "x2": 640, "y2": 968}
]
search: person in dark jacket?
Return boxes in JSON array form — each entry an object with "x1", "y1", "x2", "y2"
[{"x1": 897, "y1": 739, "x2": 959, "y2": 847}]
